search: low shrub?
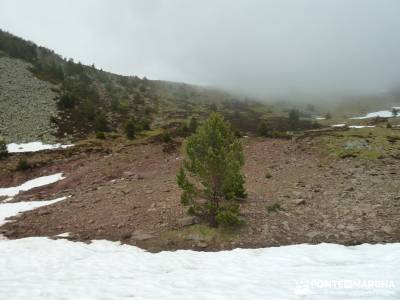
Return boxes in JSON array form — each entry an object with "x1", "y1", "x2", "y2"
[
  {"x1": 0, "y1": 140, "x2": 8, "y2": 159},
  {"x1": 16, "y1": 158, "x2": 30, "y2": 171},
  {"x1": 257, "y1": 120, "x2": 269, "y2": 136},
  {"x1": 216, "y1": 210, "x2": 243, "y2": 227},
  {"x1": 125, "y1": 120, "x2": 136, "y2": 140},
  {"x1": 268, "y1": 131, "x2": 292, "y2": 139},
  {"x1": 94, "y1": 112, "x2": 109, "y2": 132},
  {"x1": 267, "y1": 202, "x2": 283, "y2": 213},
  {"x1": 162, "y1": 132, "x2": 172, "y2": 143},
  {"x1": 96, "y1": 131, "x2": 106, "y2": 139}
]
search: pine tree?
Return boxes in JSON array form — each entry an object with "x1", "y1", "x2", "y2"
[
  {"x1": 0, "y1": 139, "x2": 8, "y2": 159},
  {"x1": 257, "y1": 120, "x2": 268, "y2": 136},
  {"x1": 177, "y1": 113, "x2": 246, "y2": 227},
  {"x1": 94, "y1": 112, "x2": 109, "y2": 132},
  {"x1": 288, "y1": 109, "x2": 300, "y2": 130},
  {"x1": 125, "y1": 119, "x2": 136, "y2": 140},
  {"x1": 188, "y1": 117, "x2": 198, "y2": 133}
]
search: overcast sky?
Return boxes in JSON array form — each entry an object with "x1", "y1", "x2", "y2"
[{"x1": 1, "y1": 0, "x2": 400, "y2": 100}]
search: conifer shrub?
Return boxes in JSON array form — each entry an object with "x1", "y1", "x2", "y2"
[
  {"x1": 125, "y1": 119, "x2": 136, "y2": 140},
  {"x1": 16, "y1": 158, "x2": 30, "y2": 171},
  {"x1": 0, "y1": 140, "x2": 8, "y2": 159},
  {"x1": 177, "y1": 113, "x2": 246, "y2": 227}
]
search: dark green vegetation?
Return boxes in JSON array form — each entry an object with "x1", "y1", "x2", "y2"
[
  {"x1": 16, "y1": 158, "x2": 30, "y2": 171},
  {"x1": 256, "y1": 109, "x2": 320, "y2": 139},
  {"x1": 0, "y1": 140, "x2": 8, "y2": 159},
  {"x1": 177, "y1": 113, "x2": 246, "y2": 227},
  {"x1": 266, "y1": 201, "x2": 284, "y2": 213},
  {"x1": 125, "y1": 119, "x2": 136, "y2": 140}
]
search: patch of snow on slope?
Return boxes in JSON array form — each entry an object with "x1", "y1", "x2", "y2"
[
  {"x1": 331, "y1": 123, "x2": 346, "y2": 127},
  {"x1": 0, "y1": 197, "x2": 66, "y2": 225},
  {"x1": 349, "y1": 125, "x2": 376, "y2": 129},
  {"x1": 7, "y1": 142, "x2": 73, "y2": 153},
  {"x1": 352, "y1": 107, "x2": 400, "y2": 120},
  {"x1": 0, "y1": 238, "x2": 398, "y2": 299},
  {"x1": 0, "y1": 173, "x2": 65, "y2": 197}
]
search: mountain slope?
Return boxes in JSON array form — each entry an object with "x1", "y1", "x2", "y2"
[
  {"x1": 0, "y1": 56, "x2": 58, "y2": 143},
  {"x1": 0, "y1": 29, "x2": 267, "y2": 143}
]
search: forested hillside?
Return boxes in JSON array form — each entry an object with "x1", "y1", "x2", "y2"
[{"x1": 1, "y1": 29, "x2": 276, "y2": 142}]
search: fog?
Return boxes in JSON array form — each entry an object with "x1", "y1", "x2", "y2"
[{"x1": 1, "y1": 0, "x2": 400, "y2": 100}]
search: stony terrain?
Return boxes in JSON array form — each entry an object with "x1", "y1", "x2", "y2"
[
  {"x1": 1, "y1": 133, "x2": 399, "y2": 252},
  {"x1": 0, "y1": 56, "x2": 60, "y2": 143},
  {"x1": 0, "y1": 31, "x2": 399, "y2": 253}
]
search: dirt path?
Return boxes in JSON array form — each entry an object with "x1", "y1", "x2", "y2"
[{"x1": 1, "y1": 136, "x2": 399, "y2": 251}]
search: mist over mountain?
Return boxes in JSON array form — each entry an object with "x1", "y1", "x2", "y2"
[{"x1": 1, "y1": 0, "x2": 400, "y2": 100}]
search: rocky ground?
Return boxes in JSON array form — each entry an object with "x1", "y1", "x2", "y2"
[
  {"x1": 0, "y1": 135, "x2": 399, "y2": 252},
  {"x1": 0, "y1": 56, "x2": 59, "y2": 143}
]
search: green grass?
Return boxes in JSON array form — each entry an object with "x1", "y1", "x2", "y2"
[
  {"x1": 318, "y1": 127, "x2": 400, "y2": 160},
  {"x1": 140, "y1": 127, "x2": 163, "y2": 137}
]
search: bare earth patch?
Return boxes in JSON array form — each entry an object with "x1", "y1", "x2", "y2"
[{"x1": 1, "y1": 136, "x2": 399, "y2": 251}]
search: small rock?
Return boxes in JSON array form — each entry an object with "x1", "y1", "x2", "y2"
[
  {"x1": 196, "y1": 242, "x2": 208, "y2": 248},
  {"x1": 186, "y1": 234, "x2": 203, "y2": 242},
  {"x1": 133, "y1": 174, "x2": 144, "y2": 180},
  {"x1": 347, "y1": 225, "x2": 357, "y2": 232},
  {"x1": 132, "y1": 232, "x2": 154, "y2": 241},
  {"x1": 123, "y1": 171, "x2": 135, "y2": 177},
  {"x1": 292, "y1": 191, "x2": 302, "y2": 197},
  {"x1": 372, "y1": 235, "x2": 384, "y2": 243},
  {"x1": 179, "y1": 216, "x2": 198, "y2": 227},
  {"x1": 382, "y1": 225, "x2": 393, "y2": 235},
  {"x1": 293, "y1": 199, "x2": 306, "y2": 205},
  {"x1": 306, "y1": 231, "x2": 320, "y2": 239},
  {"x1": 282, "y1": 221, "x2": 290, "y2": 231},
  {"x1": 121, "y1": 232, "x2": 132, "y2": 240}
]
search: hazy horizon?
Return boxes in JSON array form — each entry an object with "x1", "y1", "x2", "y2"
[{"x1": 1, "y1": 0, "x2": 400, "y2": 100}]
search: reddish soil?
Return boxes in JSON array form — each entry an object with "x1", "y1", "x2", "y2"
[{"x1": 1, "y1": 136, "x2": 399, "y2": 252}]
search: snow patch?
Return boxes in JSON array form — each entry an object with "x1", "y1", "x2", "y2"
[
  {"x1": 0, "y1": 197, "x2": 66, "y2": 226},
  {"x1": 0, "y1": 199, "x2": 398, "y2": 299},
  {"x1": 331, "y1": 123, "x2": 346, "y2": 127},
  {"x1": 7, "y1": 142, "x2": 73, "y2": 153},
  {"x1": 349, "y1": 125, "x2": 376, "y2": 129},
  {"x1": 56, "y1": 232, "x2": 70, "y2": 238},
  {"x1": 0, "y1": 173, "x2": 65, "y2": 197},
  {"x1": 352, "y1": 107, "x2": 400, "y2": 120},
  {"x1": 0, "y1": 238, "x2": 398, "y2": 299},
  {"x1": 315, "y1": 116, "x2": 326, "y2": 120}
]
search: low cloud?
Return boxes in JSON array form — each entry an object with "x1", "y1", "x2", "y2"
[{"x1": 1, "y1": 0, "x2": 400, "y2": 100}]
